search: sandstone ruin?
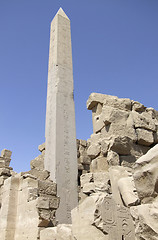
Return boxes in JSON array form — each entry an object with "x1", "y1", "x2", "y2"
[{"x1": 1, "y1": 8, "x2": 158, "y2": 240}]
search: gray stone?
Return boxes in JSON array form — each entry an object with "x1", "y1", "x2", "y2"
[
  {"x1": 1, "y1": 149, "x2": 12, "y2": 159},
  {"x1": 44, "y1": 8, "x2": 78, "y2": 223}
]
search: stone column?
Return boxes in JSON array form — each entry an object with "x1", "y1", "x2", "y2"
[{"x1": 45, "y1": 8, "x2": 78, "y2": 224}]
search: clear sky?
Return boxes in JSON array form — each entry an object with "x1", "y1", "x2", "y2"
[{"x1": 0, "y1": 0, "x2": 158, "y2": 173}]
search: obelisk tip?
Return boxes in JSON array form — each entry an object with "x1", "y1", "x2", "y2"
[{"x1": 56, "y1": 7, "x2": 69, "y2": 20}]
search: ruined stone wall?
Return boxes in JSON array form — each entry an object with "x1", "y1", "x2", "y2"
[
  {"x1": 86, "y1": 93, "x2": 158, "y2": 171},
  {"x1": 0, "y1": 147, "x2": 59, "y2": 240}
]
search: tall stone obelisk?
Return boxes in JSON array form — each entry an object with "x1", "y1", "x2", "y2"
[{"x1": 44, "y1": 8, "x2": 78, "y2": 224}]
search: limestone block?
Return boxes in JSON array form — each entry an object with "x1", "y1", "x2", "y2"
[
  {"x1": 109, "y1": 166, "x2": 133, "y2": 205},
  {"x1": 80, "y1": 173, "x2": 93, "y2": 187},
  {"x1": 109, "y1": 136, "x2": 132, "y2": 155},
  {"x1": 103, "y1": 95, "x2": 132, "y2": 111},
  {"x1": 136, "y1": 128, "x2": 154, "y2": 146},
  {"x1": 107, "y1": 150, "x2": 120, "y2": 166},
  {"x1": 0, "y1": 158, "x2": 11, "y2": 168},
  {"x1": 72, "y1": 193, "x2": 107, "y2": 240},
  {"x1": 0, "y1": 176, "x2": 8, "y2": 186},
  {"x1": 130, "y1": 143, "x2": 150, "y2": 159},
  {"x1": 131, "y1": 110, "x2": 156, "y2": 131},
  {"x1": 118, "y1": 176, "x2": 140, "y2": 207},
  {"x1": 133, "y1": 144, "x2": 158, "y2": 200},
  {"x1": 37, "y1": 197, "x2": 50, "y2": 209},
  {"x1": 87, "y1": 93, "x2": 107, "y2": 110},
  {"x1": 101, "y1": 120, "x2": 137, "y2": 142},
  {"x1": 1, "y1": 149, "x2": 12, "y2": 159},
  {"x1": 30, "y1": 155, "x2": 44, "y2": 171},
  {"x1": 38, "y1": 180, "x2": 57, "y2": 196},
  {"x1": 93, "y1": 172, "x2": 110, "y2": 192},
  {"x1": 130, "y1": 202, "x2": 158, "y2": 239},
  {"x1": 38, "y1": 143, "x2": 45, "y2": 152},
  {"x1": 49, "y1": 196, "x2": 60, "y2": 209},
  {"x1": 29, "y1": 169, "x2": 50, "y2": 180},
  {"x1": 96, "y1": 156, "x2": 109, "y2": 172},
  {"x1": 87, "y1": 144, "x2": 101, "y2": 159},
  {"x1": 83, "y1": 182, "x2": 95, "y2": 194},
  {"x1": 100, "y1": 138, "x2": 109, "y2": 155},
  {"x1": 79, "y1": 152, "x2": 91, "y2": 165},
  {"x1": 132, "y1": 100, "x2": 146, "y2": 112}
]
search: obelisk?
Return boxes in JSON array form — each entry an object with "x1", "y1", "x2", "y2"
[{"x1": 44, "y1": 8, "x2": 78, "y2": 224}]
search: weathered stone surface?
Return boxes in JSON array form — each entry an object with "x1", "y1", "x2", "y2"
[
  {"x1": 1, "y1": 149, "x2": 12, "y2": 159},
  {"x1": 29, "y1": 169, "x2": 50, "y2": 180},
  {"x1": 40, "y1": 224, "x2": 75, "y2": 240},
  {"x1": 93, "y1": 172, "x2": 110, "y2": 192},
  {"x1": 132, "y1": 100, "x2": 146, "y2": 112},
  {"x1": 131, "y1": 110, "x2": 156, "y2": 131},
  {"x1": 109, "y1": 166, "x2": 133, "y2": 205},
  {"x1": 133, "y1": 144, "x2": 158, "y2": 201},
  {"x1": 130, "y1": 202, "x2": 158, "y2": 240},
  {"x1": 118, "y1": 176, "x2": 140, "y2": 207},
  {"x1": 107, "y1": 150, "x2": 119, "y2": 166},
  {"x1": 109, "y1": 136, "x2": 132, "y2": 155},
  {"x1": 83, "y1": 182, "x2": 95, "y2": 194},
  {"x1": 136, "y1": 128, "x2": 154, "y2": 146},
  {"x1": 80, "y1": 173, "x2": 93, "y2": 187},
  {"x1": 100, "y1": 138, "x2": 109, "y2": 155},
  {"x1": 44, "y1": 8, "x2": 78, "y2": 223},
  {"x1": 38, "y1": 180, "x2": 57, "y2": 196},
  {"x1": 72, "y1": 193, "x2": 107, "y2": 240},
  {"x1": 94, "y1": 195, "x2": 135, "y2": 239},
  {"x1": 30, "y1": 155, "x2": 44, "y2": 171},
  {"x1": 87, "y1": 144, "x2": 101, "y2": 159}
]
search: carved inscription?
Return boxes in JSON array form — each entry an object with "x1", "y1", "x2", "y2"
[{"x1": 94, "y1": 195, "x2": 135, "y2": 239}]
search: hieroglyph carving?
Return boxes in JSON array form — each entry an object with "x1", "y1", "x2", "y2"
[{"x1": 94, "y1": 195, "x2": 135, "y2": 240}]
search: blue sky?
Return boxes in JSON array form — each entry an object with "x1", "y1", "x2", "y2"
[{"x1": 0, "y1": 0, "x2": 158, "y2": 173}]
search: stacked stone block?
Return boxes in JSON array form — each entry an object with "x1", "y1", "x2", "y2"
[{"x1": 86, "y1": 93, "x2": 158, "y2": 170}]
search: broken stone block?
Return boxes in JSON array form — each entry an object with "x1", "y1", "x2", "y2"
[
  {"x1": 93, "y1": 172, "x2": 110, "y2": 192},
  {"x1": 120, "y1": 155, "x2": 136, "y2": 167},
  {"x1": 80, "y1": 140, "x2": 87, "y2": 147},
  {"x1": 133, "y1": 144, "x2": 158, "y2": 201},
  {"x1": 136, "y1": 128, "x2": 154, "y2": 146},
  {"x1": 118, "y1": 176, "x2": 140, "y2": 207},
  {"x1": 130, "y1": 202, "x2": 158, "y2": 240},
  {"x1": 0, "y1": 158, "x2": 11, "y2": 168},
  {"x1": 49, "y1": 196, "x2": 60, "y2": 209},
  {"x1": 132, "y1": 100, "x2": 146, "y2": 112},
  {"x1": 72, "y1": 193, "x2": 107, "y2": 240},
  {"x1": 83, "y1": 182, "x2": 95, "y2": 194},
  {"x1": 37, "y1": 197, "x2": 50, "y2": 209},
  {"x1": 100, "y1": 138, "x2": 109, "y2": 155},
  {"x1": 29, "y1": 169, "x2": 50, "y2": 180},
  {"x1": 109, "y1": 136, "x2": 132, "y2": 155},
  {"x1": 38, "y1": 180, "x2": 57, "y2": 196},
  {"x1": 1, "y1": 149, "x2": 12, "y2": 159},
  {"x1": 107, "y1": 150, "x2": 119, "y2": 166},
  {"x1": 80, "y1": 173, "x2": 93, "y2": 187},
  {"x1": 38, "y1": 143, "x2": 45, "y2": 152},
  {"x1": 87, "y1": 144, "x2": 101, "y2": 159},
  {"x1": 30, "y1": 155, "x2": 44, "y2": 171},
  {"x1": 131, "y1": 110, "x2": 156, "y2": 131},
  {"x1": 96, "y1": 156, "x2": 109, "y2": 172}
]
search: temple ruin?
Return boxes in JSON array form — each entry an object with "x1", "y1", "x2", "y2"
[{"x1": 0, "y1": 8, "x2": 158, "y2": 240}]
